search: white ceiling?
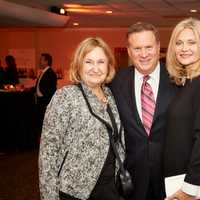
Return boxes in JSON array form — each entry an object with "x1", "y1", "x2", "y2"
[{"x1": 1, "y1": 0, "x2": 200, "y2": 28}]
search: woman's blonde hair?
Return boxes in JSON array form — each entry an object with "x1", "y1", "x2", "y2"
[
  {"x1": 69, "y1": 37, "x2": 116, "y2": 84},
  {"x1": 166, "y1": 18, "x2": 200, "y2": 85}
]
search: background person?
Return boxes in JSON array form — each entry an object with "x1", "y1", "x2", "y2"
[
  {"x1": 4, "y1": 55, "x2": 19, "y2": 86},
  {"x1": 0, "y1": 59, "x2": 5, "y2": 88},
  {"x1": 35, "y1": 53, "x2": 57, "y2": 136}
]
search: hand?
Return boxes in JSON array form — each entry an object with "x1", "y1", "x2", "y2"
[{"x1": 165, "y1": 189, "x2": 196, "y2": 200}]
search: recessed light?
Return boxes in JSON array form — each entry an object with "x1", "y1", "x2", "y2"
[
  {"x1": 190, "y1": 9, "x2": 197, "y2": 13},
  {"x1": 106, "y1": 10, "x2": 112, "y2": 14},
  {"x1": 60, "y1": 8, "x2": 65, "y2": 15},
  {"x1": 73, "y1": 22, "x2": 79, "y2": 26},
  {"x1": 64, "y1": 4, "x2": 82, "y2": 8}
]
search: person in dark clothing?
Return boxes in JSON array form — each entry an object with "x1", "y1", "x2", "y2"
[
  {"x1": 4, "y1": 55, "x2": 19, "y2": 85},
  {"x1": 164, "y1": 18, "x2": 200, "y2": 200},
  {"x1": 35, "y1": 53, "x2": 57, "y2": 136},
  {"x1": 110, "y1": 22, "x2": 177, "y2": 200}
]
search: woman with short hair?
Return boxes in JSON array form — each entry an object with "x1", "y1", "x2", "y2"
[{"x1": 39, "y1": 37, "x2": 125, "y2": 200}]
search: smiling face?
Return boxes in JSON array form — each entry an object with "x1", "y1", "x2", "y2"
[
  {"x1": 127, "y1": 30, "x2": 160, "y2": 75},
  {"x1": 175, "y1": 28, "x2": 199, "y2": 67},
  {"x1": 80, "y1": 46, "x2": 109, "y2": 88}
]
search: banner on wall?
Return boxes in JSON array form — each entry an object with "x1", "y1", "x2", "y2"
[{"x1": 8, "y1": 48, "x2": 36, "y2": 78}]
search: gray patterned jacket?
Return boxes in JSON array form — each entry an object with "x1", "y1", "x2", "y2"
[{"x1": 39, "y1": 83, "x2": 125, "y2": 200}]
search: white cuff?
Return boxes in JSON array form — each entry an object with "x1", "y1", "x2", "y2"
[{"x1": 181, "y1": 181, "x2": 200, "y2": 199}]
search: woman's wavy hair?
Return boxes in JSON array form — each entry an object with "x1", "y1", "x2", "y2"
[
  {"x1": 166, "y1": 18, "x2": 200, "y2": 85},
  {"x1": 69, "y1": 37, "x2": 116, "y2": 84}
]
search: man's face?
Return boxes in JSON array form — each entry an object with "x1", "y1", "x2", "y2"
[
  {"x1": 127, "y1": 30, "x2": 160, "y2": 75},
  {"x1": 39, "y1": 56, "x2": 48, "y2": 69}
]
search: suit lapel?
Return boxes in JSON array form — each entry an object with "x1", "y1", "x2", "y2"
[
  {"x1": 121, "y1": 67, "x2": 145, "y2": 134},
  {"x1": 81, "y1": 83, "x2": 112, "y2": 127},
  {"x1": 36, "y1": 67, "x2": 50, "y2": 88},
  {"x1": 152, "y1": 64, "x2": 169, "y2": 128},
  {"x1": 130, "y1": 69, "x2": 144, "y2": 128},
  {"x1": 121, "y1": 68, "x2": 137, "y2": 118}
]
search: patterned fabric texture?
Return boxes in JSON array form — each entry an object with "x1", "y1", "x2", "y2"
[{"x1": 39, "y1": 83, "x2": 125, "y2": 200}]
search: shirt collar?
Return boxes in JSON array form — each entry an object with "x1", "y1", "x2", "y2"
[
  {"x1": 42, "y1": 66, "x2": 50, "y2": 73},
  {"x1": 135, "y1": 62, "x2": 160, "y2": 82}
]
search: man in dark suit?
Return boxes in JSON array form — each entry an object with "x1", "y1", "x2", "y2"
[
  {"x1": 110, "y1": 22, "x2": 177, "y2": 200},
  {"x1": 35, "y1": 53, "x2": 57, "y2": 136}
]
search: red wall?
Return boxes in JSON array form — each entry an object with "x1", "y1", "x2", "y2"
[{"x1": 0, "y1": 27, "x2": 172, "y2": 84}]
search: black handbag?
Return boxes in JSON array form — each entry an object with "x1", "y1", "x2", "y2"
[
  {"x1": 59, "y1": 191, "x2": 80, "y2": 200},
  {"x1": 78, "y1": 84, "x2": 133, "y2": 197},
  {"x1": 106, "y1": 105, "x2": 133, "y2": 198}
]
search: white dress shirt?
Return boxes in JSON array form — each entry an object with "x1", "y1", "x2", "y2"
[
  {"x1": 182, "y1": 179, "x2": 200, "y2": 199},
  {"x1": 134, "y1": 63, "x2": 160, "y2": 120},
  {"x1": 36, "y1": 66, "x2": 50, "y2": 97}
]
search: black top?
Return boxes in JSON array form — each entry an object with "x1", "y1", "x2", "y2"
[
  {"x1": 0, "y1": 66, "x2": 5, "y2": 88},
  {"x1": 164, "y1": 76, "x2": 200, "y2": 185},
  {"x1": 89, "y1": 147, "x2": 117, "y2": 200},
  {"x1": 4, "y1": 66, "x2": 19, "y2": 85}
]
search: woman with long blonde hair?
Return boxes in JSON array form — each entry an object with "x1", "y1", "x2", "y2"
[{"x1": 164, "y1": 18, "x2": 200, "y2": 200}]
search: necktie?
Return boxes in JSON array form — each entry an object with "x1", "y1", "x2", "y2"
[{"x1": 141, "y1": 75, "x2": 155, "y2": 135}]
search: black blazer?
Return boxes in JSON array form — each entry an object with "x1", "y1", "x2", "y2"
[
  {"x1": 36, "y1": 67, "x2": 57, "y2": 106},
  {"x1": 110, "y1": 64, "x2": 177, "y2": 200},
  {"x1": 164, "y1": 76, "x2": 200, "y2": 186}
]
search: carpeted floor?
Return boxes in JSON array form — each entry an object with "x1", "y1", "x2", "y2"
[
  {"x1": 0, "y1": 151, "x2": 40, "y2": 200},
  {"x1": 0, "y1": 151, "x2": 125, "y2": 200}
]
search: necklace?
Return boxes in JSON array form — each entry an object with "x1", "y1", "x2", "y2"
[
  {"x1": 91, "y1": 86, "x2": 108, "y2": 104},
  {"x1": 99, "y1": 96, "x2": 108, "y2": 104},
  {"x1": 181, "y1": 76, "x2": 187, "y2": 86}
]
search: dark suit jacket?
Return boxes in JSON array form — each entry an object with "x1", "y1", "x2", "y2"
[
  {"x1": 164, "y1": 76, "x2": 200, "y2": 186},
  {"x1": 110, "y1": 64, "x2": 177, "y2": 200},
  {"x1": 36, "y1": 67, "x2": 57, "y2": 107},
  {"x1": 35, "y1": 67, "x2": 57, "y2": 134}
]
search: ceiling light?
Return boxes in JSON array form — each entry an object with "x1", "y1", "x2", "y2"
[
  {"x1": 106, "y1": 10, "x2": 112, "y2": 14},
  {"x1": 50, "y1": 6, "x2": 67, "y2": 15},
  {"x1": 73, "y1": 22, "x2": 79, "y2": 26},
  {"x1": 64, "y1": 4, "x2": 82, "y2": 8},
  {"x1": 60, "y1": 8, "x2": 65, "y2": 15},
  {"x1": 190, "y1": 9, "x2": 197, "y2": 13}
]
